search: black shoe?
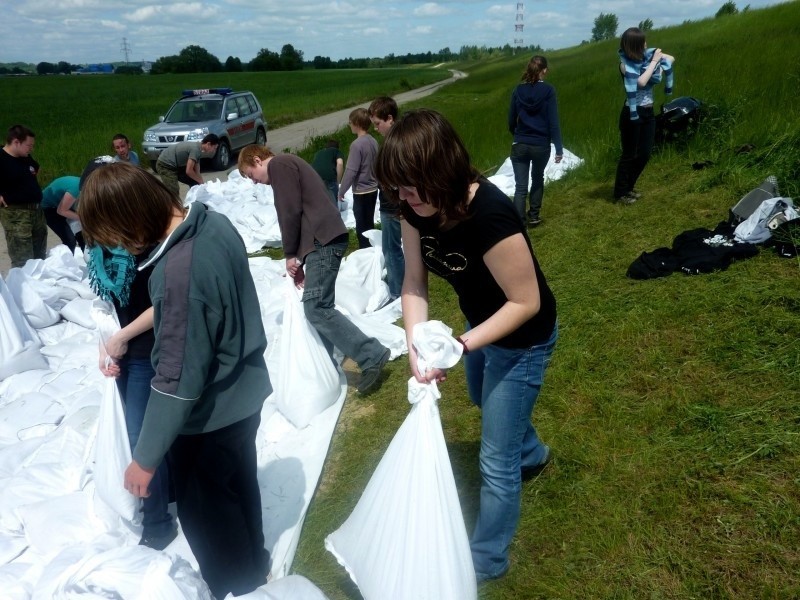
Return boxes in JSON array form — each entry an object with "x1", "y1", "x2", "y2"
[
  {"x1": 139, "y1": 527, "x2": 178, "y2": 551},
  {"x1": 358, "y1": 348, "x2": 390, "y2": 394},
  {"x1": 527, "y1": 217, "x2": 542, "y2": 228},
  {"x1": 521, "y1": 448, "x2": 552, "y2": 481}
]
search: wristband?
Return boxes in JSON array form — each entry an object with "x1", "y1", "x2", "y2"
[{"x1": 456, "y1": 336, "x2": 470, "y2": 355}]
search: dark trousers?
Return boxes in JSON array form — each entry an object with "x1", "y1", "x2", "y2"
[
  {"x1": 352, "y1": 190, "x2": 378, "y2": 249},
  {"x1": 613, "y1": 105, "x2": 656, "y2": 199},
  {"x1": 43, "y1": 208, "x2": 77, "y2": 253},
  {"x1": 510, "y1": 142, "x2": 551, "y2": 221},
  {"x1": 169, "y1": 412, "x2": 269, "y2": 599}
]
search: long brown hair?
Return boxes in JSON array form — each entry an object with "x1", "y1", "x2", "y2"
[
  {"x1": 522, "y1": 55, "x2": 548, "y2": 84},
  {"x1": 375, "y1": 108, "x2": 480, "y2": 226},
  {"x1": 79, "y1": 162, "x2": 184, "y2": 251}
]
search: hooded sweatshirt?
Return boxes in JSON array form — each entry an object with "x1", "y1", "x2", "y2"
[
  {"x1": 133, "y1": 202, "x2": 271, "y2": 468},
  {"x1": 508, "y1": 80, "x2": 563, "y2": 154}
]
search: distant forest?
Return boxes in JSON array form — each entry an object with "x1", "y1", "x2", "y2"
[{"x1": 1, "y1": 42, "x2": 542, "y2": 75}]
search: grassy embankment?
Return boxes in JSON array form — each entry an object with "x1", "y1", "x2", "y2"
[
  {"x1": 0, "y1": 67, "x2": 450, "y2": 179},
  {"x1": 293, "y1": 4, "x2": 800, "y2": 599}
]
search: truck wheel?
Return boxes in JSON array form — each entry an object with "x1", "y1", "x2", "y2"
[{"x1": 213, "y1": 140, "x2": 231, "y2": 170}]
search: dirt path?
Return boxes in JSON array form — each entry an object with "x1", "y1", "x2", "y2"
[{"x1": 0, "y1": 70, "x2": 466, "y2": 275}]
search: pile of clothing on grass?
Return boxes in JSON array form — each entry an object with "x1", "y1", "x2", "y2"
[{"x1": 627, "y1": 176, "x2": 798, "y2": 279}]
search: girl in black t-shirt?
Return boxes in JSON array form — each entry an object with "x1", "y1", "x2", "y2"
[{"x1": 375, "y1": 109, "x2": 558, "y2": 583}]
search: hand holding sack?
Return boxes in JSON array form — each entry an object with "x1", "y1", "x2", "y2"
[{"x1": 325, "y1": 320, "x2": 477, "y2": 600}]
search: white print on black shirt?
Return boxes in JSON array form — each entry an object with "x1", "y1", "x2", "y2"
[{"x1": 420, "y1": 235, "x2": 467, "y2": 279}]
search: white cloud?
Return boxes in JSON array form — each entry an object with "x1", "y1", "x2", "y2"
[{"x1": 413, "y1": 3, "x2": 451, "y2": 17}]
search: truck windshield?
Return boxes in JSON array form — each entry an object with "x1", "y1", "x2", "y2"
[{"x1": 165, "y1": 100, "x2": 223, "y2": 123}]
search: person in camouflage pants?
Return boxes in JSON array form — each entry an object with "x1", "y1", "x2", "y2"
[{"x1": 0, "y1": 125, "x2": 46, "y2": 269}]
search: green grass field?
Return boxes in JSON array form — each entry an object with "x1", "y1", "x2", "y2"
[
  {"x1": 292, "y1": 4, "x2": 800, "y2": 599},
  {"x1": 3, "y1": 2, "x2": 798, "y2": 598},
  {"x1": 0, "y1": 67, "x2": 450, "y2": 181}
]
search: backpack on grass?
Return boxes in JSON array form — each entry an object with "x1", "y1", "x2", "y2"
[{"x1": 655, "y1": 96, "x2": 702, "y2": 144}]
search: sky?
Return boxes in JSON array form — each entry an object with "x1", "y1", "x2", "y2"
[{"x1": 0, "y1": 0, "x2": 787, "y2": 65}]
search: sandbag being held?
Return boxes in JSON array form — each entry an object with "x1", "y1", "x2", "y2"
[{"x1": 325, "y1": 320, "x2": 477, "y2": 600}]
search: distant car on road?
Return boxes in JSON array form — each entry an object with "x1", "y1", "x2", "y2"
[{"x1": 142, "y1": 88, "x2": 267, "y2": 170}]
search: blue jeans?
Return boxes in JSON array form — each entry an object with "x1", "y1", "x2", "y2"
[
  {"x1": 302, "y1": 237, "x2": 387, "y2": 369},
  {"x1": 510, "y1": 142, "x2": 551, "y2": 221},
  {"x1": 380, "y1": 211, "x2": 405, "y2": 300},
  {"x1": 116, "y1": 357, "x2": 174, "y2": 537},
  {"x1": 465, "y1": 323, "x2": 558, "y2": 579},
  {"x1": 323, "y1": 180, "x2": 339, "y2": 206}
]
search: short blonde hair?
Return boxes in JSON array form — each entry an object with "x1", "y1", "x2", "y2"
[{"x1": 237, "y1": 144, "x2": 275, "y2": 174}]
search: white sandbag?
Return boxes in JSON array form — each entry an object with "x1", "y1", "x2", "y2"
[
  {"x1": 335, "y1": 234, "x2": 390, "y2": 316},
  {"x1": 0, "y1": 369, "x2": 51, "y2": 406},
  {"x1": 0, "y1": 392, "x2": 65, "y2": 444},
  {"x1": 43, "y1": 244, "x2": 87, "y2": 282},
  {"x1": 35, "y1": 319, "x2": 89, "y2": 346},
  {"x1": 274, "y1": 279, "x2": 340, "y2": 429},
  {"x1": 16, "y1": 490, "x2": 110, "y2": 555},
  {"x1": 31, "y1": 534, "x2": 212, "y2": 600},
  {"x1": 93, "y1": 376, "x2": 138, "y2": 522},
  {"x1": 0, "y1": 276, "x2": 41, "y2": 344},
  {"x1": 0, "y1": 532, "x2": 27, "y2": 566},
  {"x1": 325, "y1": 320, "x2": 477, "y2": 600},
  {"x1": 0, "y1": 342, "x2": 48, "y2": 383},
  {"x1": 0, "y1": 424, "x2": 94, "y2": 534},
  {"x1": 0, "y1": 436, "x2": 45, "y2": 479},
  {"x1": 347, "y1": 312, "x2": 407, "y2": 360},
  {"x1": 59, "y1": 297, "x2": 98, "y2": 329},
  {"x1": 4, "y1": 269, "x2": 60, "y2": 329},
  {"x1": 229, "y1": 575, "x2": 330, "y2": 600}
]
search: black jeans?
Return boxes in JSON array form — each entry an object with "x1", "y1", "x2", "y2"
[
  {"x1": 169, "y1": 412, "x2": 269, "y2": 599},
  {"x1": 613, "y1": 105, "x2": 655, "y2": 199},
  {"x1": 43, "y1": 207, "x2": 76, "y2": 253},
  {"x1": 352, "y1": 190, "x2": 378, "y2": 249}
]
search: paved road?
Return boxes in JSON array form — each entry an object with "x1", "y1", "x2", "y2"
[{"x1": 0, "y1": 69, "x2": 466, "y2": 275}]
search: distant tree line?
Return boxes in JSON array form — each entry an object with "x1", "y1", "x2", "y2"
[
  {"x1": 0, "y1": 66, "x2": 30, "y2": 75},
  {"x1": 35, "y1": 61, "x2": 82, "y2": 75},
  {"x1": 148, "y1": 43, "x2": 542, "y2": 74},
  {"x1": 2, "y1": 39, "x2": 551, "y2": 77}
]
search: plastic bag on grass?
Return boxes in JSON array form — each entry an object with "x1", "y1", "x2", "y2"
[
  {"x1": 325, "y1": 320, "x2": 477, "y2": 600},
  {"x1": 274, "y1": 279, "x2": 340, "y2": 429}
]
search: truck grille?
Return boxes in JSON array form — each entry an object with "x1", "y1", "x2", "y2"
[{"x1": 158, "y1": 135, "x2": 186, "y2": 143}]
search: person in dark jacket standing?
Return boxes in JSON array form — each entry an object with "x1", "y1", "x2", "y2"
[
  {"x1": 79, "y1": 163, "x2": 272, "y2": 599},
  {"x1": 508, "y1": 56, "x2": 563, "y2": 227},
  {"x1": 0, "y1": 125, "x2": 47, "y2": 268}
]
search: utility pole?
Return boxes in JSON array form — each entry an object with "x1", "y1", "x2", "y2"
[
  {"x1": 120, "y1": 38, "x2": 131, "y2": 64},
  {"x1": 514, "y1": 3, "x2": 524, "y2": 54}
]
